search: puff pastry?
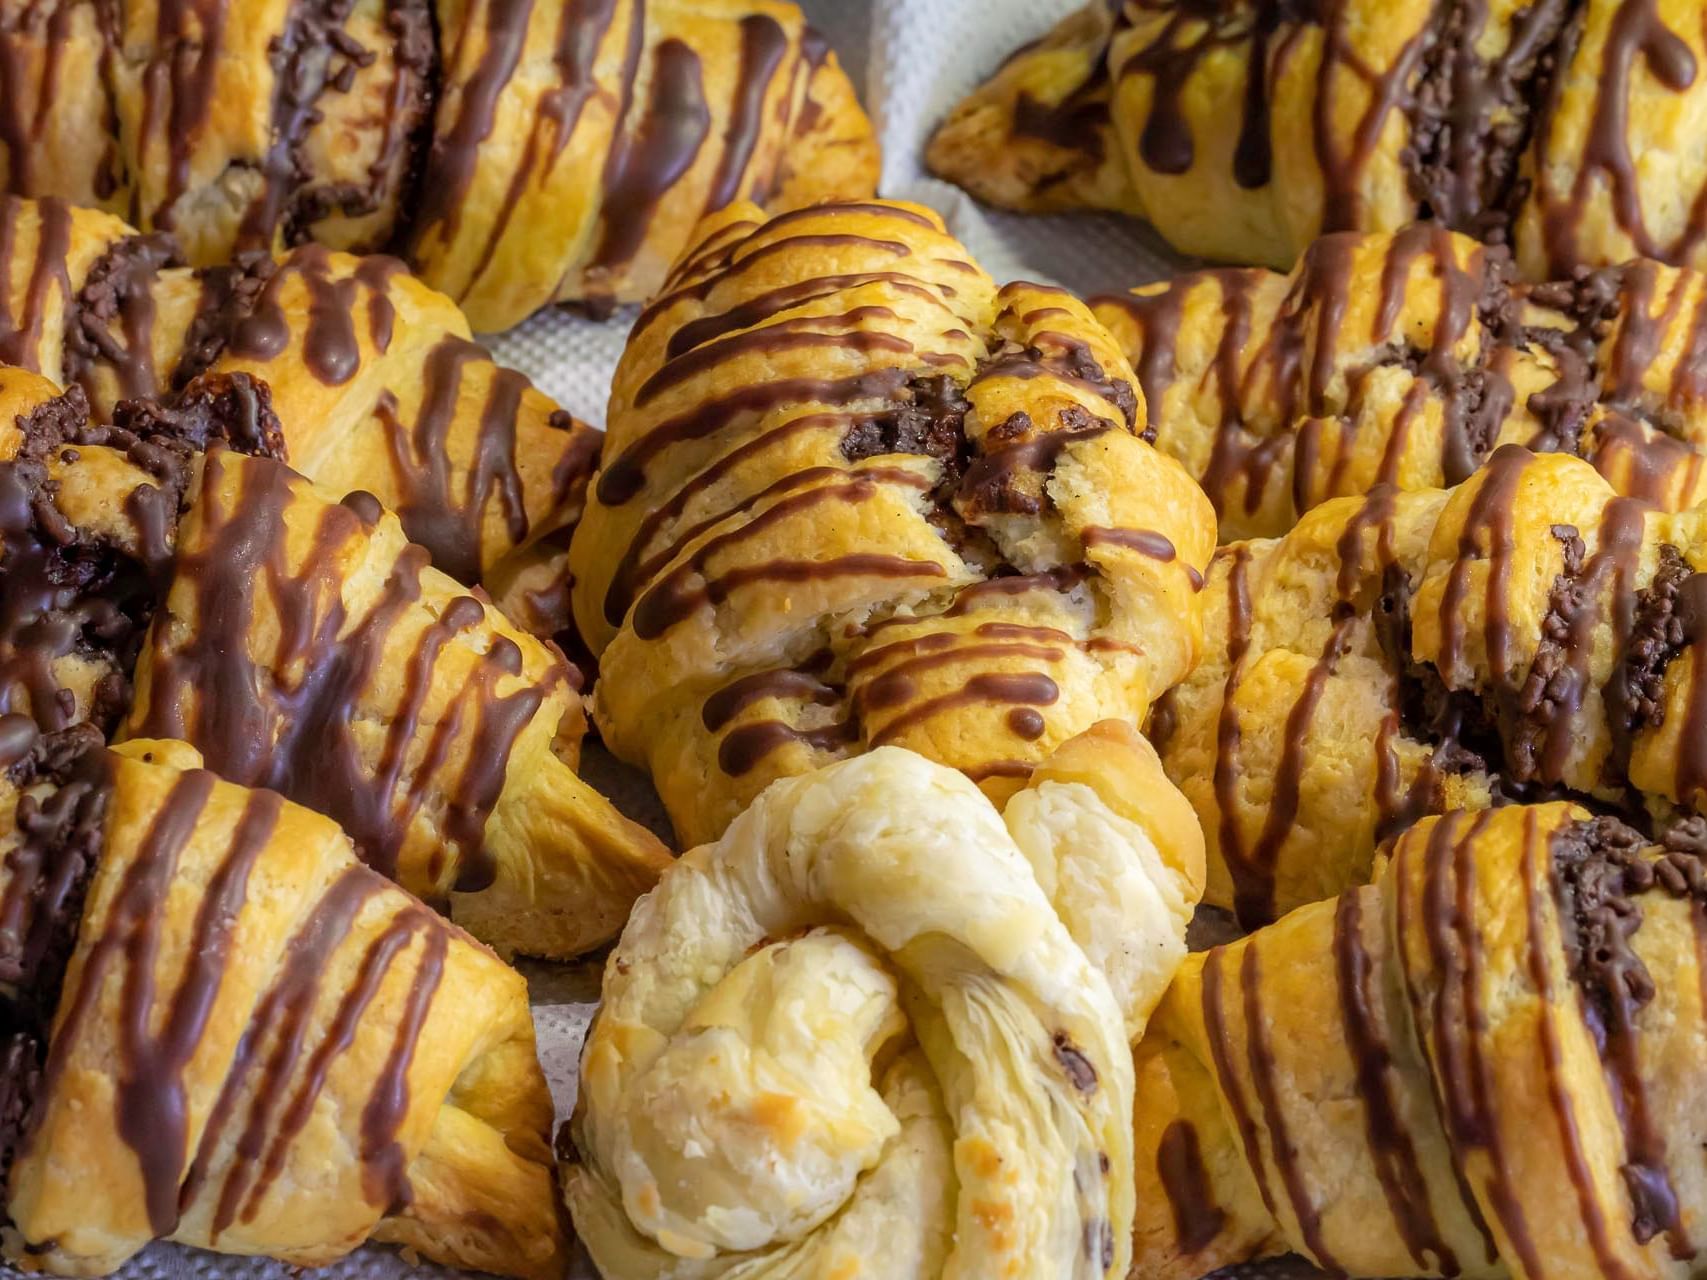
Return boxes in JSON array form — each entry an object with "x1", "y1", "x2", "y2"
[
  {"x1": 0, "y1": 0, "x2": 878, "y2": 329},
  {"x1": 0, "y1": 729, "x2": 563, "y2": 1278},
  {"x1": 1158, "y1": 443, "x2": 1707, "y2": 928},
  {"x1": 1131, "y1": 800, "x2": 1707, "y2": 1279},
  {"x1": 930, "y1": 0, "x2": 1707, "y2": 280},
  {"x1": 563, "y1": 722, "x2": 1205, "y2": 1280},
  {"x1": 1094, "y1": 224, "x2": 1707, "y2": 542},
  {"x1": 1, "y1": 371, "x2": 670, "y2": 958},
  {"x1": 568, "y1": 198, "x2": 1216, "y2": 846}
]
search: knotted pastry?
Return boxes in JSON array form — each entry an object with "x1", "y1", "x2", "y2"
[
  {"x1": 1131, "y1": 800, "x2": 1707, "y2": 1279},
  {"x1": 930, "y1": 0, "x2": 1707, "y2": 281},
  {"x1": 121, "y1": 446, "x2": 671, "y2": 958},
  {"x1": 564, "y1": 722, "x2": 1206, "y2": 1280},
  {"x1": 1157, "y1": 443, "x2": 1707, "y2": 927},
  {"x1": 568, "y1": 198, "x2": 1215, "y2": 846},
  {"x1": 1093, "y1": 224, "x2": 1707, "y2": 542},
  {"x1": 0, "y1": 195, "x2": 600, "y2": 635},
  {"x1": 0, "y1": 730, "x2": 563, "y2": 1279},
  {"x1": 0, "y1": 1, "x2": 878, "y2": 329}
]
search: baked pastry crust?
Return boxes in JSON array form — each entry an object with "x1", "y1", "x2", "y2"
[
  {"x1": 0, "y1": 193, "x2": 600, "y2": 636},
  {"x1": 569, "y1": 198, "x2": 1215, "y2": 846},
  {"x1": 1094, "y1": 225, "x2": 1707, "y2": 541},
  {"x1": 564, "y1": 722, "x2": 1204, "y2": 1280},
  {"x1": 0, "y1": 733, "x2": 564, "y2": 1279},
  {"x1": 932, "y1": 0, "x2": 1707, "y2": 280},
  {"x1": 0, "y1": 1, "x2": 879, "y2": 330},
  {"x1": 1131, "y1": 800, "x2": 1707, "y2": 1278},
  {"x1": 1158, "y1": 443, "x2": 1707, "y2": 927}
]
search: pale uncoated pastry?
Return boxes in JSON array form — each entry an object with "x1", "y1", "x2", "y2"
[
  {"x1": 569, "y1": 198, "x2": 1215, "y2": 847},
  {"x1": 929, "y1": 0, "x2": 1707, "y2": 281},
  {"x1": 1, "y1": 736, "x2": 563, "y2": 1279},
  {"x1": 564, "y1": 722, "x2": 1206, "y2": 1280}
]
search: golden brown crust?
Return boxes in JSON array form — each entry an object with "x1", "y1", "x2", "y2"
[
  {"x1": 933, "y1": 0, "x2": 1707, "y2": 280},
  {"x1": 0, "y1": 737, "x2": 564, "y2": 1279},
  {"x1": 568, "y1": 198, "x2": 1215, "y2": 847},
  {"x1": 1132, "y1": 801, "x2": 1707, "y2": 1278},
  {"x1": 0, "y1": 1, "x2": 879, "y2": 330},
  {"x1": 1094, "y1": 227, "x2": 1707, "y2": 542}
]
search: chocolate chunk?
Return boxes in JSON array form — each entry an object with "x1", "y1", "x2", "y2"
[
  {"x1": 840, "y1": 374, "x2": 970, "y2": 469},
  {"x1": 1607, "y1": 546, "x2": 1695, "y2": 748},
  {"x1": 110, "y1": 372, "x2": 288, "y2": 462},
  {"x1": 1052, "y1": 1031, "x2": 1098, "y2": 1093}
]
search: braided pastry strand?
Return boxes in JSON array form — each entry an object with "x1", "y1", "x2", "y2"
[
  {"x1": 0, "y1": 732, "x2": 563, "y2": 1278},
  {"x1": 930, "y1": 0, "x2": 1707, "y2": 281},
  {"x1": 564, "y1": 722, "x2": 1205, "y2": 1280},
  {"x1": 568, "y1": 198, "x2": 1215, "y2": 847},
  {"x1": 1131, "y1": 800, "x2": 1707, "y2": 1280},
  {"x1": 0, "y1": 1, "x2": 878, "y2": 330}
]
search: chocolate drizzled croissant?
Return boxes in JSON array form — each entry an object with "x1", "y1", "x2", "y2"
[
  {"x1": 930, "y1": 0, "x2": 1707, "y2": 281},
  {"x1": 1093, "y1": 224, "x2": 1707, "y2": 542},
  {"x1": 0, "y1": 732, "x2": 563, "y2": 1279},
  {"x1": 0, "y1": 0, "x2": 878, "y2": 330},
  {"x1": 565, "y1": 723, "x2": 1205, "y2": 1280},
  {"x1": 567, "y1": 198, "x2": 1215, "y2": 847},
  {"x1": 121, "y1": 447, "x2": 671, "y2": 958},
  {"x1": 1158, "y1": 443, "x2": 1707, "y2": 928},
  {"x1": 1131, "y1": 801, "x2": 1707, "y2": 1279}
]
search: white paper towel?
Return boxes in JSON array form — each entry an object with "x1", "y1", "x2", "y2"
[{"x1": 3, "y1": 6, "x2": 1211, "y2": 1279}]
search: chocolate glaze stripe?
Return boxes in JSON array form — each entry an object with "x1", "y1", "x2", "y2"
[
  {"x1": 1154, "y1": 1119, "x2": 1226, "y2": 1256},
  {"x1": 1437, "y1": 444, "x2": 1530, "y2": 683},
  {"x1": 718, "y1": 717, "x2": 855, "y2": 777},
  {"x1": 867, "y1": 671, "x2": 1059, "y2": 748},
  {"x1": 0, "y1": 195, "x2": 71, "y2": 373},
  {"x1": 660, "y1": 271, "x2": 958, "y2": 361},
  {"x1": 704, "y1": 15, "x2": 790, "y2": 214},
  {"x1": 133, "y1": 0, "x2": 229, "y2": 234},
  {"x1": 1200, "y1": 944, "x2": 1283, "y2": 1224},
  {"x1": 1332, "y1": 888, "x2": 1457, "y2": 1275},
  {"x1": 226, "y1": 247, "x2": 406, "y2": 387},
  {"x1": 854, "y1": 641, "x2": 1066, "y2": 715},
  {"x1": 1082, "y1": 525, "x2": 1203, "y2": 590}
]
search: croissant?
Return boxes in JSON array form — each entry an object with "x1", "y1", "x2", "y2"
[
  {"x1": 1132, "y1": 799, "x2": 1707, "y2": 1279},
  {"x1": 1092, "y1": 223, "x2": 1707, "y2": 542},
  {"x1": 1158, "y1": 442, "x2": 1707, "y2": 928},
  {"x1": 0, "y1": 729, "x2": 562, "y2": 1279},
  {"x1": 563, "y1": 721, "x2": 1206, "y2": 1280},
  {"x1": 0, "y1": 194, "x2": 600, "y2": 639},
  {"x1": 120, "y1": 446, "x2": 672, "y2": 958},
  {"x1": 567, "y1": 197, "x2": 1216, "y2": 846},
  {"x1": 929, "y1": 0, "x2": 1707, "y2": 281},
  {"x1": 0, "y1": 1, "x2": 878, "y2": 330}
]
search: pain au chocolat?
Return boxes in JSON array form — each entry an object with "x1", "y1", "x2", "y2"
[
  {"x1": 564, "y1": 723, "x2": 1204, "y2": 1280},
  {"x1": 1, "y1": 366, "x2": 669, "y2": 959},
  {"x1": 0, "y1": 0, "x2": 878, "y2": 330},
  {"x1": 0, "y1": 730, "x2": 563, "y2": 1279},
  {"x1": 0, "y1": 194, "x2": 599, "y2": 634},
  {"x1": 1130, "y1": 801, "x2": 1707, "y2": 1280},
  {"x1": 1093, "y1": 223, "x2": 1707, "y2": 543},
  {"x1": 566, "y1": 198, "x2": 1215, "y2": 847},
  {"x1": 929, "y1": 0, "x2": 1707, "y2": 281},
  {"x1": 1155, "y1": 443, "x2": 1707, "y2": 929}
]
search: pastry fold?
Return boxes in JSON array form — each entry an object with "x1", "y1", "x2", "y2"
[
  {"x1": 930, "y1": 0, "x2": 1707, "y2": 280},
  {"x1": 569, "y1": 198, "x2": 1216, "y2": 846},
  {"x1": 1093, "y1": 225, "x2": 1707, "y2": 542},
  {"x1": 0, "y1": 1, "x2": 878, "y2": 329},
  {"x1": 1132, "y1": 801, "x2": 1707, "y2": 1280},
  {"x1": 1158, "y1": 444, "x2": 1707, "y2": 926},
  {"x1": 0, "y1": 731, "x2": 564, "y2": 1279},
  {"x1": 564, "y1": 722, "x2": 1205, "y2": 1280}
]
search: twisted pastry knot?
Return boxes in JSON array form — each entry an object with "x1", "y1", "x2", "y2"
[
  {"x1": 0, "y1": 194, "x2": 600, "y2": 632},
  {"x1": 930, "y1": 0, "x2": 1707, "y2": 280},
  {"x1": 0, "y1": 735, "x2": 562, "y2": 1278},
  {"x1": 1092, "y1": 224, "x2": 1707, "y2": 542},
  {"x1": 564, "y1": 722, "x2": 1206, "y2": 1280},
  {"x1": 0, "y1": 0, "x2": 877, "y2": 329},
  {"x1": 569, "y1": 198, "x2": 1215, "y2": 846},
  {"x1": 1133, "y1": 801, "x2": 1707, "y2": 1280}
]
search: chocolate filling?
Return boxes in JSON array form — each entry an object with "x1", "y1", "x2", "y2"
[
  {"x1": 61, "y1": 232, "x2": 180, "y2": 396},
  {"x1": 1504, "y1": 523, "x2": 1588, "y2": 782},
  {"x1": 0, "y1": 727, "x2": 112, "y2": 1208},
  {"x1": 171, "y1": 253, "x2": 282, "y2": 391},
  {"x1": 840, "y1": 373, "x2": 970, "y2": 471},
  {"x1": 109, "y1": 372, "x2": 289, "y2": 464},
  {"x1": 1606, "y1": 544, "x2": 1695, "y2": 754}
]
